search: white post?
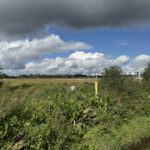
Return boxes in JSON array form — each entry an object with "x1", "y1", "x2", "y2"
[{"x1": 95, "y1": 81, "x2": 98, "y2": 96}]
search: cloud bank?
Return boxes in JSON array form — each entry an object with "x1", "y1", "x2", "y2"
[
  {"x1": 23, "y1": 51, "x2": 130, "y2": 75},
  {"x1": 0, "y1": 0, "x2": 150, "y2": 37},
  {"x1": 2, "y1": 50, "x2": 150, "y2": 76},
  {"x1": 0, "y1": 34, "x2": 91, "y2": 69},
  {"x1": 0, "y1": 34, "x2": 149, "y2": 76}
]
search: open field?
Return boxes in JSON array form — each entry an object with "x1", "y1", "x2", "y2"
[
  {"x1": 2, "y1": 78, "x2": 98, "y2": 84},
  {"x1": 0, "y1": 77, "x2": 150, "y2": 150}
]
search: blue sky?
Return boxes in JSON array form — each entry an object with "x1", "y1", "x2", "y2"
[
  {"x1": 1, "y1": 26, "x2": 150, "y2": 75},
  {"x1": 47, "y1": 27, "x2": 150, "y2": 58}
]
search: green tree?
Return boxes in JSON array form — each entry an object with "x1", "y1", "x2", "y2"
[
  {"x1": 0, "y1": 66, "x2": 3, "y2": 79},
  {"x1": 143, "y1": 63, "x2": 150, "y2": 82},
  {"x1": 102, "y1": 66, "x2": 124, "y2": 91},
  {"x1": 0, "y1": 66, "x2": 3, "y2": 86}
]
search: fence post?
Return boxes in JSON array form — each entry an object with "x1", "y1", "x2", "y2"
[{"x1": 95, "y1": 81, "x2": 98, "y2": 96}]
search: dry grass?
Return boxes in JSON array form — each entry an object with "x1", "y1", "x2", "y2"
[{"x1": 2, "y1": 78, "x2": 98, "y2": 85}]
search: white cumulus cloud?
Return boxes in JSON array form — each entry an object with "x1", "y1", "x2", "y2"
[
  {"x1": 3, "y1": 51, "x2": 132, "y2": 75},
  {"x1": 134, "y1": 54, "x2": 150, "y2": 63},
  {"x1": 0, "y1": 34, "x2": 91, "y2": 69},
  {"x1": 0, "y1": 35, "x2": 149, "y2": 76},
  {"x1": 115, "y1": 55, "x2": 129, "y2": 64}
]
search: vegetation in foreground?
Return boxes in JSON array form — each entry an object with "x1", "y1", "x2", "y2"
[{"x1": 0, "y1": 65, "x2": 150, "y2": 150}]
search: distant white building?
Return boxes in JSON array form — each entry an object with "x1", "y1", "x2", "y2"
[{"x1": 135, "y1": 72, "x2": 143, "y2": 80}]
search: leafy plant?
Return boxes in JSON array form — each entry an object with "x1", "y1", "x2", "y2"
[
  {"x1": 102, "y1": 66, "x2": 125, "y2": 92},
  {"x1": 143, "y1": 63, "x2": 150, "y2": 82}
]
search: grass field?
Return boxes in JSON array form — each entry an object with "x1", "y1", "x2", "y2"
[
  {"x1": 2, "y1": 78, "x2": 98, "y2": 84},
  {"x1": 0, "y1": 78, "x2": 150, "y2": 150}
]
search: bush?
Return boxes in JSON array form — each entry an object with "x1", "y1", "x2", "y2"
[
  {"x1": 102, "y1": 66, "x2": 124, "y2": 92},
  {"x1": 0, "y1": 81, "x2": 3, "y2": 88},
  {"x1": 81, "y1": 117, "x2": 150, "y2": 150},
  {"x1": 143, "y1": 63, "x2": 150, "y2": 82}
]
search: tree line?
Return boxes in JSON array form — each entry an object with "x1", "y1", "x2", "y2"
[{"x1": 0, "y1": 63, "x2": 150, "y2": 81}]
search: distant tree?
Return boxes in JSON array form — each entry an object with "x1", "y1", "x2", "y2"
[
  {"x1": 0, "y1": 66, "x2": 2, "y2": 77},
  {"x1": 0, "y1": 66, "x2": 3, "y2": 86},
  {"x1": 102, "y1": 66, "x2": 124, "y2": 91},
  {"x1": 0, "y1": 66, "x2": 8, "y2": 79},
  {"x1": 143, "y1": 63, "x2": 150, "y2": 82}
]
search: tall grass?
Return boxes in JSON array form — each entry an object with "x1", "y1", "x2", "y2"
[{"x1": 0, "y1": 78, "x2": 150, "y2": 149}]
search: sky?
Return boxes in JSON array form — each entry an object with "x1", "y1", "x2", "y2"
[{"x1": 0, "y1": 0, "x2": 150, "y2": 75}]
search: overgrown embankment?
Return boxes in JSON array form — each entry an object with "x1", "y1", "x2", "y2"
[{"x1": 0, "y1": 77, "x2": 150, "y2": 149}]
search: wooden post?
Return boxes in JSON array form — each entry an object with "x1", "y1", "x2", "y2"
[{"x1": 95, "y1": 81, "x2": 98, "y2": 96}]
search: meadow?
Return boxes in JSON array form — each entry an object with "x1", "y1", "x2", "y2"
[{"x1": 0, "y1": 75, "x2": 150, "y2": 150}]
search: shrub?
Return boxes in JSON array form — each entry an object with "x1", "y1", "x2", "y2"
[
  {"x1": 0, "y1": 81, "x2": 3, "y2": 88},
  {"x1": 102, "y1": 66, "x2": 124, "y2": 92},
  {"x1": 143, "y1": 63, "x2": 150, "y2": 82},
  {"x1": 81, "y1": 117, "x2": 150, "y2": 150}
]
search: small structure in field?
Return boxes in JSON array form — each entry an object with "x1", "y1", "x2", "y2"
[{"x1": 70, "y1": 86, "x2": 77, "y2": 91}]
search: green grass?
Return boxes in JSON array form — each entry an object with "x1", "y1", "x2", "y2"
[
  {"x1": 0, "y1": 79, "x2": 150, "y2": 150},
  {"x1": 82, "y1": 116, "x2": 150, "y2": 150}
]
